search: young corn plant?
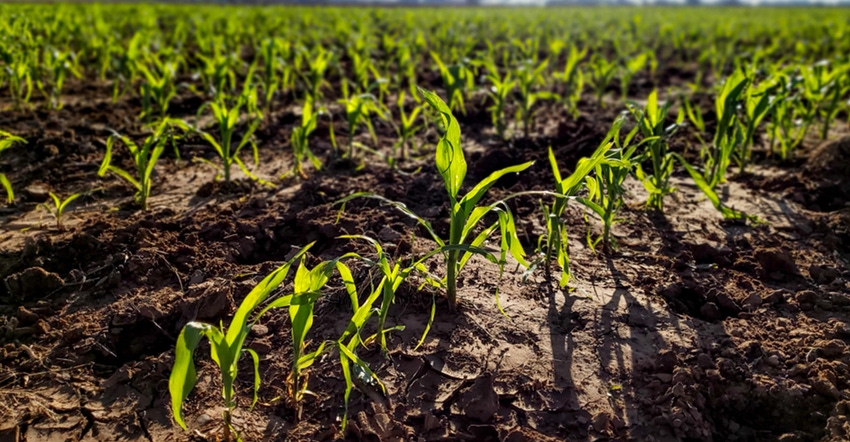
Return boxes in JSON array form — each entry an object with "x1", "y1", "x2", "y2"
[
  {"x1": 484, "y1": 62, "x2": 516, "y2": 139},
  {"x1": 431, "y1": 52, "x2": 475, "y2": 114},
  {"x1": 392, "y1": 91, "x2": 424, "y2": 161},
  {"x1": 180, "y1": 95, "x2": 264, "y2": 184},
  {"x1": 589, "y1": 54, "x2": 618, "y2": 107},
  {"x1": 673, "y1": 74, "x2": 754, "y2": 221},
  {"x1": 578, "y1": 117, "x2": 638, "y2": 250},
  {"x1": 338, "y1": 88, "x2": 532, "y2": 310},
  {"x1": 256, "y1": 37, "x2": 292, "y2": 111},
  {"x1": 515, "y1": 58, "x2": 556, "y2": 138},
  {"x1": 277, "y1": 258, "x2": 336, "y2": 419},
  {"x1": 554, "y1": 44, "x2": 587, "y2": 118},
  {"x1": 98, "y1": 120, "x2": 172, "y2": 210},
  {"x1": 339, "y1": 83, "x2": 384, "y2": 159},
  {"x1": 288, "y1": 97, "x2": 324, "y2": 179},
  {"x1": 0, "y1": 130, "x2": 25, "y2": 203},
  {"x1": 800, "y1": 60, "x2": 846, "y2": 140},
  {"x1": 735, "y1": 74, "x2": 779, "y2": 172},
  {"x1": 705, "y1": 71, "x2": 749, "y2": 188},
  {"x1": 541, "y1": 134, "x2": 615, "y2": 285},
  {"x1": 627, "y1": 90, "x2": 683, "y2": 211},
  {"x1": 138, "y1": 57, "x2": 179, "y2": 121},
  {"x1": 0, "y1": 50, "x2": 34, "y2": 110},
  {"x1": 40, "y1": 192, "x2": 81, "y2": 230},
  {"x1": 36, "y1": 47, "x2": 81, "y2": 110},
  {"x1": 619, "y1": 51, "x2": 654, "y2": 100},
  {"x1": 170, "y1": 245, "x2": 312, "y2": 436},
  {"x1": 300, "y1": 45, "x2": 333, "y2": 104}
]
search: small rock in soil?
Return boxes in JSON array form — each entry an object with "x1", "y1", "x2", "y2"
[
  {"x1": 700, "y1": 302, "x2": 721, "y2": 321},
  {"x1": 715, "y1": 291, "x2": 741, "y2": 313},
  {"x1": 818, "y1": 340, "x2": 846, "y2": 358},
  {"x1": 812, "y1": 375, "x2": 841, "y2": 399},
  {"x1": 656, "y1": 350, "x2": 677, "y2": 373},
  {"x1": 24, "y1": 183, "x2": 51, "y2": 202},
  {"x1": 765, "y1": 289, "x2": 790, "y2": 304},
  {"x1": 457, "y1": 373, "x2": 499, "y2": 422},
  {"x1": 742, "y1": 293, "x2": 763, "y2": 311},
  {"x1": 809, "y1": 264, "x2": 840, "y2": 284},
  {"x1": 756, "y1": 248, "x2": 798, "y2": 277},
  {"x1": 795, "y1": 290, "x2": 819, "y2": 305},
  {"x1": 4, "y1": 267, "x2": 65, "y2": 301},
  {"x1": 592, "y1": 412, "x2": 610, "y2": 432}
]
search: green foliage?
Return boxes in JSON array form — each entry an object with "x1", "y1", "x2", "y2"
[
  {"x1": 543, "y1": 134, "x2": 614, "y2": 285},
  {"x1": 627, "y1": 90, "x2": 682, "y2": 211},
  {"x1": 177, "y1": 93, "x2": 264, "y2": 184},
  {"x1": 515, "y1": 58, "x2": 556, "y2": 138},
  {"x1": 392, "y1": 91, "x2": 424, "y2": 161},
  {"x1": 430, "y1": 51, "x2": 474, "y2": 115},
  {"x1": 98, "y1": 120, "x2": 172, "y2": 210},
  {"x1": 579, "y1": 117, "x2": 639, "y2": 250},
  {"x1": 553, "y1": 43, "x2": 587, "y2": 118},
  {"x1": 0, "y1": 130, "x2": 25, "y2": 203},
  {"x1": 339, "y1": 85, "x2": 384, "y2": 159},
  {"x1": 170, "y1": 245, "x2": 312, "y2": 434},
  {"x1": 41, "y1": 192, "x2": 81, "y2": 230},
  {"x1": 484, "y1": 62, "x2": 516, "y2": 139},
  {"x1": 338, "y1": 88, "x2": 532, "y2": 310},
  {"x1": 288, "y1": 97, "x2": 324, "y2": 179}
]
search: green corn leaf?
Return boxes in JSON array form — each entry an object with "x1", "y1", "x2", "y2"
[
  {"x1": 418, "y1": 87, "x2": 465, "y2": 200},
  {"x1": 169, "y1": 322, "x2": 208, "y2": 430},
  {"x1": 246, "y1": 348, "x2": 261, "y2": 410},
  {"x1": 458, "y1": 161, "x2": 534, "y2": 218},
  {"x1": 0, "y1": 174, "x2": 14, "y2": 203}
]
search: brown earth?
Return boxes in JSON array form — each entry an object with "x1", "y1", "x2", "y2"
[{"x1": 1, "y1": 79, "x2": 850, "y2": 442}]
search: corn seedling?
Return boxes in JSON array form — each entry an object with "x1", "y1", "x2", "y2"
[
  {"x1": 620, "y1": 51, "x2": 654, "y2": 100},
  {"x1": 338, "y1": 88, "x2": 532, "y2": 310},
  {"x1": 40, "y1": 192, "x2": 81, "y2": 230},
  {"x1": 300, "y1": 45, "x2": 333, "y2": 104},
  {"x1": 589, "y1": 54, "x2": 618, "y2": 107},
  {"x1": 36, "y1": 47, "x2": 81, "y2": 110},
  {"x1": 515, "y1": 58, "x2": 556, "y2": 138},
  {"x1": 735, "y1": 75, "x2": 778, "y2": 171},
  {"x1": 706, "y1": 71, "x2": 749, "y2": 188},
  {"x1": 169, "y1": 245, "x2": 312, "y2": 436},
  {"x1": 180, "y1": 95, "x2": 264, "y2": 184},
  {"x1": 288, "y1": 97, "x2": 324, "y2": 179},
  {"x1": 339, "y1": 83, "x2": 384, "y2": 159},
  {"x1": 578, "y1": 117, "x2": 638, "y2": 250},
  {"x1": 484, "y1": 63, "x2": 516, "y2": 139},
  {"x1": 1, "y1": 50, "x2": 33, "y2": 110},
  {"x1": 256, "y1": 37, "x2": 292, "y2": 111},
  {"x1": 98, "y1": 120, "x2": 171, "y2": 210},
  {"x1": 800, "y1": 60, "x2": 847, "y2": 140},
  {"x1": 277, "y1": 258, "x2": 335, "y2": 418},
  {"x1": 627, "y1": 90, "x2": 682, "y2": 211},
  {"x1": 541, "y1": 133, "x2": 615, "y2": 285},
  {"x1": 138, "y1": 56, "x2": 179, "y2": 121},
  {"x1": 431, "y1": 51, "x2": 475, "y2": 114},
  {"x1": 0, "y1": 130, "x2": 25, "y2": 203},
  {"x1": 392, "y1": 91, "x2": 424, "y2": 161},
  {"x1": 554, "y1": 44, "x2": 587, "y2": 118}
]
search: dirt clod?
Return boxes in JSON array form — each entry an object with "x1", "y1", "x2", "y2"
[{"x1": 3, "y1": 267, "x2": 64, "y2": 301}]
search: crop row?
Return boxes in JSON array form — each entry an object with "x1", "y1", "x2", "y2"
[{"x1": 2, "y1": 5, "x2": 850, "y2": 439}]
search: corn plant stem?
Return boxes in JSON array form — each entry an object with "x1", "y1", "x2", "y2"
[
  {"x1": 223, "y1": 128, "x2": 232, "y2": 183},
  {"x1": 446, "y1": 207, "x2": 463, "y2": 309},
  {"x1": 446, "y1": 251, "x2": 458, "y2": 308}
]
